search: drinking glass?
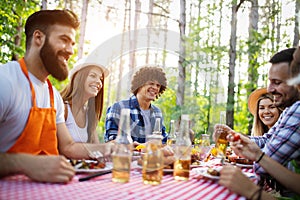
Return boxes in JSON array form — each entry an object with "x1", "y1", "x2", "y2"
[{"x1": 215, "y1": 111, "x2": 228, "y2": 164}]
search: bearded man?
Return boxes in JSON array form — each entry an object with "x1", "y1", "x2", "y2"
[{"x1": 0, "y1": 10, "x2": 113, "y2": 183}]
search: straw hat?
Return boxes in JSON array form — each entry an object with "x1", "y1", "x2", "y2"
[
  {"x1": 248, "y1": 88, "x2": 268, "y2": 116},
  {"x1": 69, "y1": 57, "x2": 110, "y2": 80}
]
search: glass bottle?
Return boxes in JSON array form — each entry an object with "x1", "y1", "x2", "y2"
[
  {"x1": 216, "y1": 111, "x2": 228, "y2": 156},
  {"x1": 142, "y1": 127, "x2": 164, "y2": 185},
  {"x1": 152, "y1": 117, "x2": 161, "y2": 135},
  {"x1": 167, "y1": 120, "x2": 176, "y2": 146},
  {"x1": 173, "y1": 114, "x2": 192, "y2": 181},
  {"x1": 112, "y1": 109, "x2": 133, "y2": 183}
]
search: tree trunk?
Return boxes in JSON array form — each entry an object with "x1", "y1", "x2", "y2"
[
  {"x1": 293, "y1": 0, "x2": 300, "y2": 47},
  {"x1": 247, "y1": 0, "x2": 259, "y2": 134},
  {"x1": 78, "y1": 0, "x2": 89, "y2": 59},
  {"x1": 116, "y1": 0, "x2": 129, "y2": 101},
  {"x1": 227, "y1": 3, "x2": 238, "y2": 129},
  {"x1": 129, "y1": 0, "x2": 140, "y2": 72},
  {"x1": 41, "y1": 0, "x2": 47, "y2": 9},
  {"x1": 146, "y1": 0, "x2": 154, "y2": 64},
  {"x1": 177, "y1": 0, "x2": 186, "y2": 107}
]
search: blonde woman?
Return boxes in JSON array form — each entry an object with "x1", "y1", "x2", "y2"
[
  {"x1": 61, "y1": 59, "x2": 109, "y2": 143},
  {"x1": 248, "y1": 88, "x2": 282, "y2": 136}
]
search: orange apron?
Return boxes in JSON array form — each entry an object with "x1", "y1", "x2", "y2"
[{"x1": 7, "y1": 58, "x2": 58, "y2": 155}]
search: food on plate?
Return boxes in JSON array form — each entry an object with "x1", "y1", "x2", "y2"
[
  {"x1": 70, "y1": 159, "x2": 106, "y2": 169},
  {"x1": 207, "y1": 168, "x2": 220, "y2": 176},
  {"x1": 191, "y1": 149, "x2": 201, "y2": 163},
  {"x1": 235, "y1": 158, "x2": 253, "y2": 165},
  {"x1": 192, "y1": 160, "x2": 201, "y2": 166},
  {"x1": 135, "y1": 144, "x2": 146, "y2": 152},
  {"x1": 233, "y1": 134, "x2": 240, "y2": 141},
  {"x1": 228, "y1": 154, "x2": 239, "y2": 163},
  {"x1": 210, "y1": 147, "x2": 218, "y2": 157}
]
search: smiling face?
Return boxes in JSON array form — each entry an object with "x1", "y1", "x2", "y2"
[
  {"x1": 137, "y1": 80, "x2": 161, "y2": 102},
  {"x1": 258, "y1": 98, "x2": 280, "y2": 128},
  {"x1": 41, "y1": 24, "x2": 76, "y2": 81},
  {"x1": 84, "y1": 67, "x2": 103, "y2": 99},
  {"x1": 267, "y1": 62, "x2": 299, "y2": 108}
]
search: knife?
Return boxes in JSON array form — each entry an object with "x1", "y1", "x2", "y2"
[{"x1": 79, "y1": 170, "x2": 112, "y2": 182}]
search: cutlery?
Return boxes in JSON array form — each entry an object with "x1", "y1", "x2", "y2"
[{"x1": 79, "y1": 170, "x2": 112, "y2": 182}]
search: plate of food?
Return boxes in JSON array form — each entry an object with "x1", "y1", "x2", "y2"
[
  {"x1": 235, "y1": 158, "x2": 254, "y2": 168},
  {"x1": 236, "y1": 163, "x2": 253, "y2": 168},
  {"x1": 70, "y1": 160, "x2": 112, "y2": 173},
  {"x1": 193, "y1": 167, "x2": 256, "y2": 180},
  {"x1": 192, "y1": 167, "x2": 221, "y2": 180}
]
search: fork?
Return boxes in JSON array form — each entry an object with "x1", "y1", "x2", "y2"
[{"x1": 89, "y1": 150, "x2": 105, "y2": 163}]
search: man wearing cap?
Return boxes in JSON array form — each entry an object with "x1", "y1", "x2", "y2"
[
  {"x1": 61, "y1": 58, "x2": 109, "y2": 143},
  {"x1": 104, "y1": 66, "x2": 168, "y2": 144}
]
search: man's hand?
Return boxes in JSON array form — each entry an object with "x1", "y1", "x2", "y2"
[
  {"x1": 162, "y1": 145, "x2": 175, "y2": 165},
  {"x1": 227, "y1": 133, "x2": 262, "y2": 161},
  {"x1": 20, "y1": 154, "x2": 75, "y2": 183},
  {"x1": 213, "y1": 124, "x2": 233, "y2": 143}
]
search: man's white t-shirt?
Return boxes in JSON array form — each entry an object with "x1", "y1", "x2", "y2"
[{"x1": 0, "y1": 60, "x2": 65, "y2": 152}]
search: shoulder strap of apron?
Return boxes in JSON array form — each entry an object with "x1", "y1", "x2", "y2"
[
  {"x1": 19, "y1": 58, "x2": 36, "y2": 107},
  {"x1": 19, "y1": 58, "x2": 55, "y2": 108}
]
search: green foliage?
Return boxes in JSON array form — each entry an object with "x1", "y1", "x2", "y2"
[{"x1": 0, "y1": 1, "x2": 39, "y2": 63}]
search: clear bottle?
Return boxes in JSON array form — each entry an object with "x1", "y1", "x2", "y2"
[
  {"x1": 112, "y1": 109, "x2": 133, "y2": 183},
  {"x1": 216, "y1": 111, "x2": 228, "y2": 156},
  {"x1": 142, "y1": 128, "x2": 164, "y2": 185},
  {"x1": 152, "y1": 117, "x2": 161, "y2": 135},
  {"x1": 173, "y1": 114, "x2": 192, "y2": 181},
  {"x1": 167, "y1": 120, "x2": 176, "y2": 146}
]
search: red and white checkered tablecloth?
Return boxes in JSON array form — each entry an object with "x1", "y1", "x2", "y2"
[{"x1": 0, "y1": 164, "x2": 254, "y2": 200}]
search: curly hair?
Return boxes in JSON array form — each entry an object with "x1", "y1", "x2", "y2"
[{"x1": 131, "y1": 66, "x2": 167, "y2": 97}]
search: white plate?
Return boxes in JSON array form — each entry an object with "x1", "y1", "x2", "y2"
[
  {"x1": 236, "y1": 163, "x2": 253, "y2": 168},
  {"x1": 192, "y1": 168, "x2": 221, "y2": 180},
  {"x1": 192, "y1": 167, "x2": 255, "y2": 180},
  {"x1": 163, "y1": 168, "x2": 173, "y2": 173},
  {"x1": 75, "y1": 162, "x2": 113, "y2": 173}
]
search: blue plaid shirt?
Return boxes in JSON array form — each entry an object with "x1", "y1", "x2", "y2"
[
  {"x1": 250, "y1": 101, "x2": 300, "y2": 176},
  {"x1": 104, "y1": 95, "x2": 168, "y2": 143}
]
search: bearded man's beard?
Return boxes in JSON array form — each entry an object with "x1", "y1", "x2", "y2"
[{"x1": 40, "y1": 38, "x2": 69, "y2": 81}]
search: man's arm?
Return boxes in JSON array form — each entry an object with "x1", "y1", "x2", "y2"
[{"x1": 0, "y1": 152, "x2": 74, "y2": 183}]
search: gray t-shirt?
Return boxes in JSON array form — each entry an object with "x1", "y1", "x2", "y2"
[{"x1": 140, "y1": 109, "x2": 151, "y2": 137}]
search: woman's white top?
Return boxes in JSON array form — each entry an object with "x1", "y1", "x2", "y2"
[{"x1": 65, "y1": 104, "x2": 88, "y2": 142}]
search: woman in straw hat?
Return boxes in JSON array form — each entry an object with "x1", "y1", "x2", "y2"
[
  {"x1": 248, "y1": 88, "x2": 282, "y2": 136},
  {"x1": 61, "y1": 58, "x2": 109, "y2": 143}
]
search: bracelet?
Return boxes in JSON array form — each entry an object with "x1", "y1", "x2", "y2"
[{"x1": 256, "y1": 152, "x2": 265, "y2": 163}]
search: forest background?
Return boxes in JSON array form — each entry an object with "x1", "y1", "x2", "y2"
[{"x1": 0, "y1": 0, "x2": 298, "y2": 142}]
